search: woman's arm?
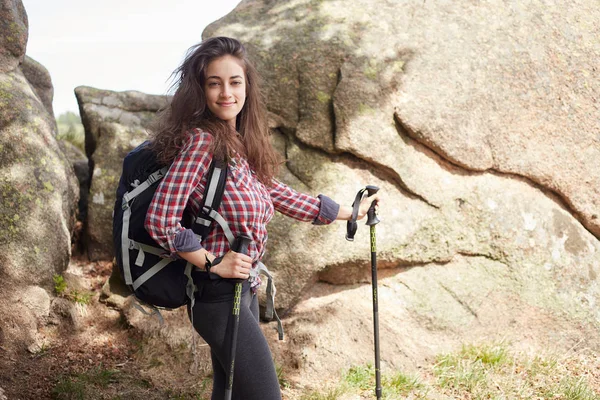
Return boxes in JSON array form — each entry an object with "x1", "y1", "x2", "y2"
[
  {"x1": 178, "y1": 248, "x2": 253, "y2": 280},
  {"x1": 335, "y1": 193, "x2": 380, "y2": 221},
  {"x1": 145, "y1": 130, "x2": 213, "y2": 255},
  {"x1": 269, "y1": 179, "x2": 336, "y2": 224},
  {"x1": 269, "y1": 178, "x2": 381, "y2": 224}
]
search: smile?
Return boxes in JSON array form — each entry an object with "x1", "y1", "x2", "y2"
[{"x1": 217, "y1": 102, "x2": 236, "y2": 107}]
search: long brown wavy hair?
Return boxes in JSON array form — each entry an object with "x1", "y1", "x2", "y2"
[{"x1": 150, "y1": 36, "x2": 281, "y2": 184}]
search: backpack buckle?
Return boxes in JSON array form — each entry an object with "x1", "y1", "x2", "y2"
[{"x1": 147, "y1": 170, "x2": 163, "y2": 185}]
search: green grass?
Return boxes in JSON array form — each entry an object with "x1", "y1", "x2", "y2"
[
  {"x1": 300, "y1": 363, "x2": 427, "y2": 399},
  {"x1": 433, "y1": 343, "x2": 508, "y2": 393},
  {"x1": 51, "y1": 366, "x2": 120, "y2": 400},
  {"x1": 53, "y1": 274, "x2": 67, "y2": 296},
  {"x1": 275, "y1": 361, "x2": 291, "y2": 389},
  {"x1": 384, "y1": 371, "x2": 425, "y2": 397},
  {"x1": 56, "y1": 111, "x2": 85, "y2": 152},
  {"x1": 52, "y1": 274, "x2": 93, "y2": 305},
  {"x1": 299, "y1": 385, "x2": 348, "y2": 400},
  {"x1": 52, "y1": 377, "x2": 85, "y2": 400},
  {"x1": 301, "y1": 343, "x2": 599, "y2": 399},
  {"x1": 433, "y1": 343, "x2": 599, "y2": 399},
  {"x1": 344, "y1": 364, "x2": 374, "y2": 390},
  {"x1": 543, "y1": 376, "x2": 600, "y2": 400},
  {"x1": 80, "y1": 367, "x2": 119, "y2": 386}
]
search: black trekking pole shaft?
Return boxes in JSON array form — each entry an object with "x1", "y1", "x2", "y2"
[
  {"x1": 365, "y1": 185, "x2": 382, "y2": 399},
  {"x1": 370, "y1": 225, "x2": 382, "y2": 399},
  {"x1": 224, "y1": 235, "x2": 252, "y2": 400}
]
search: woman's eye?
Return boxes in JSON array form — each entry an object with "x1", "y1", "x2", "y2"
[
  {"x1": 232, "y1": 81, "x2": 242, "y2": 85},
  {"x1": 208, "y1": 82, "x2": 219, "y2": 87}
]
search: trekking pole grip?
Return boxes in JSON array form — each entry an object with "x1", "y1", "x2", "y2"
[
  {"x1": 230, "y1": 235, "x2": 252, "y2": 283},
  {"x1": 365, "y1": 185, "x2": 380, "y2": 226},
  {"x1": 231, "y1": 235, "x2": 252, "y2": 255}
]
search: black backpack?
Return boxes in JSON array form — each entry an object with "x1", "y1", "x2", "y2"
[{"x1": 112, "y1": 140, "x2": 228, "y2": 309}]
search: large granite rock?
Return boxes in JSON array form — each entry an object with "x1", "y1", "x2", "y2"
[
  {"x1": 0, "y1": 0, "x2": 27, "y2": 74},
  {"x1": 21, "y1": 55, "x2": 55, "y2": 119},
  {"x1": 74, "y1": 86, "x2": 168, "y2": 261},
  {"x1": 0, "y1": 0, "x2": 79, "y2": 352},
  {"x1": 207, "y1": 0, "x2": 600, "y2": 237},
  {"x1": 202, "y1": 0, "x2": 600, "y2": 379},
  {"x1": 205, "y1": 0, "x2": 600, "y2": 301}
]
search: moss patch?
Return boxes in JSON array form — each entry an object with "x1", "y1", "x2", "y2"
[
  {"x1": 0, "y1": 178, "x2": 32, "y2": 244},
  {"x1": 316, "y1": 90, "x2": 331, "y2": 103}
]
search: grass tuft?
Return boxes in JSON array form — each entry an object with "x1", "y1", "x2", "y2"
[
  {"x1": 52, "y1": 274, "x2": 92, "y2": 305},
  {"x1": 344, "y1": 364, "x2": 374, "y2": 390},
  {"x1": 52, "y1": 376, "x2": 85, "y2": 400},
  {"x1": 53, "y1": 274, "x2": 67, "y2": 296},
  {"x1": 51, "y1": 366, "x2": 120, "y2": 400},
  {"x1": 275, "y1": 361, "x2": 291, "y2": 389},
  {"x1": 384, "y1": 372, "x2": 424, "y2": 397},
  {"x1": 558, "y1": 377, "x2": 599, "y2": 400},
  {"x1": 299, "y1": 385, "x2": 348, "y2": 400}
]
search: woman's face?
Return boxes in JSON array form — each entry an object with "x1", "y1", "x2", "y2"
[{"x1": 204, "y1": 55, "x2": 247, "y2": 129}]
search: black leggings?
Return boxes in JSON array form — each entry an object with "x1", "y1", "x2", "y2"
[{"x1": 188, "y1": 278, "x2": 282, "y2": 400}]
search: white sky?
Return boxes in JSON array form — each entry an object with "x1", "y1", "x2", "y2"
[{"x1": 21, "y1": 0, "x2": 242, "y2": 117}]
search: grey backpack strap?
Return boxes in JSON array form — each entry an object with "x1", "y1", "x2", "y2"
[
  {"x1": 254, "y1": 262, "x2": 284, "y2": 340},
  {"x1": 121, "y1": 166, "x2": 169, "y2": 286},
  {"x1": 198, "y1": 208, "x2": 235, "y2": 245},
  {"x1": 132, "y1": 258, "x2": 173, "y2": 291},
  {"x1": 193, "y1": 160, "x2": 234, "y2": 245},
  {"x1": 121, "y1": 204, "x2": 134, "y2": 285},
  {"x1": 129, "y1": 240, "x2": 167, "y2": 267},
  {"x1": 184, "y1": 262, "x2": 196, "y2": 310},
  {"x1": 184, "y1": 260, "x2": 200, "y2": 373},
  {"x1": 132, "y1": 298, "x2": 165, "y2": 326},
  {"x1": 123, "y1": 166, "x2": 169, "y2": 203}
]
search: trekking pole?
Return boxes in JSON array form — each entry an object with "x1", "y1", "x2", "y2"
[
  {"x1": 224, "y1": 235, "x2": 252, "y2": 400},
  {"x1": 365, "y1": 185, "x2": 382, "y2": 399},
  {"x1": 346, "y1": 185, "x2": 382, "y2": 399}
]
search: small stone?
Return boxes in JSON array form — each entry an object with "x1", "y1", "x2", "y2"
[{"x1": 27, "y1": 342, "x2": 42, "y2": 354}]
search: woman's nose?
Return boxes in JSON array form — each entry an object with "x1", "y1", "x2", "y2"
[{"x1": 220, "y1": 84, "x2": 232, "y2": 97}]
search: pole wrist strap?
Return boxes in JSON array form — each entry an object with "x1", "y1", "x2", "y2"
[{"x1": 346, "y1": 188, "x2": 367, "y2": 241}]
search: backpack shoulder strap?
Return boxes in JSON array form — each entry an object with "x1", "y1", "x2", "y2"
[
  {"x1": 203, "y1": 159, "x2": 228, "y2": 213},
  {"x1": 192, "y1": 159, "x2": 234, "y2": 246}
]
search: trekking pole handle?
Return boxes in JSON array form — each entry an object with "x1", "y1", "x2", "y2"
[
  {"x1": 231, "y1": 235, "x2": 252, "y2": 283},
  {"x1": 231, "y1": 235, "x2": 252, "y2": 255},
  {"x1": 365, "y1": 185, "x2": 380, "y2": 226}
]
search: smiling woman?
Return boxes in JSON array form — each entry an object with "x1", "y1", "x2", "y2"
[
  {"x1": 143, "y1": 36, "x2": 380, "y2": 399},
  {"x1": 204, "y1": 55, "x2": 247, "y2": 128}
]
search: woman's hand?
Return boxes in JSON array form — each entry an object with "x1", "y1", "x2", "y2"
[
  {"x1": 210, "y1": 250, "x2": 253, "y2": 279},
  {"x1": 355, "y1": 192, "x2": 381, "y2": 221}
]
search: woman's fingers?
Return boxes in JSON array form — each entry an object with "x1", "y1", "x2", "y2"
[
  {"x1": 368, "y1": 193, "x2": 381, "y2": 203},
  {"x1": 230, "y1": 251, "x2": 252, "y2": 263},
  {"x1": 356, "y1": 193, "x2": 381, "y2": 219},
  {"x1": 213, "y1": 250, "x2": 254, "y2": 279},
  {"x1": 227, "y1": 250, "x2": 252, "y2": 278}
]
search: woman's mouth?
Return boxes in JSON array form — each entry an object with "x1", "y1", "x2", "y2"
[{"x1": 218, "y1": 102, "x2": 236, "y2": 107}]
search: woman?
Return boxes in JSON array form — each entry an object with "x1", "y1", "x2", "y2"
[{"x1": 145, "y1": 36, "x2": 379, "y2": 400}]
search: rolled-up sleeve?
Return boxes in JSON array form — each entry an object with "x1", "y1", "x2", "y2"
[
  {"x1": 269, "y1": 179, "x2": 339, "y2": 225},
  {"x1": 145, "y1": 130, "x2": 213, "y2": 253}
]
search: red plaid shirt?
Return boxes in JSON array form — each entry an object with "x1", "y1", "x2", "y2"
[{"x1": 145, "y1": 129, "x2": 336, "y2": 267}]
